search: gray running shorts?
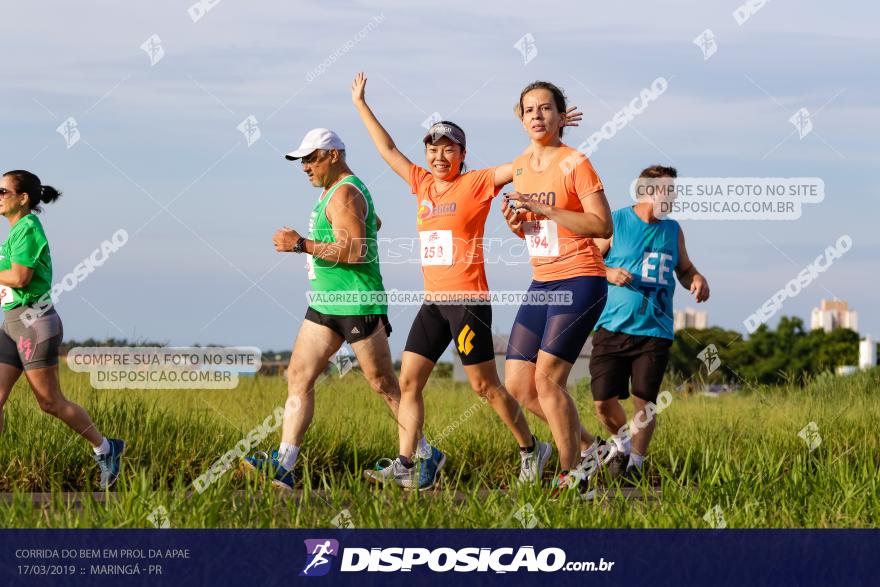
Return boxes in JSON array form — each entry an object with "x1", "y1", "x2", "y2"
[{"x1": 0, "y1": 305, "x2": 63, "y2": 371}]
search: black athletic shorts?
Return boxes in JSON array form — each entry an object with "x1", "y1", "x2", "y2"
[
  {"x1": 588, "y1": 327, "x2": 672, "y2": 402},
  {"x1": 404, "y1": 303, "x2": 494, "y2": 366},
  {"x1": 304, "y1": 307, "x2": 391, "y2": 344}
]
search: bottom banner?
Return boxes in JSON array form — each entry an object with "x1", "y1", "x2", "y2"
[{"x1": 1, "y1": 529, "x2": 875, "y2": 585}]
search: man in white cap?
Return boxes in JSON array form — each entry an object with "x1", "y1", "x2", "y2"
[{"x1": 242, "y1": 128, "x2": 404, "y2": 492}]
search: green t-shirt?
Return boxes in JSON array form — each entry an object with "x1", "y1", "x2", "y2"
[{"x1": 0, "y1": 214, "x2": 53, "y2": 309}]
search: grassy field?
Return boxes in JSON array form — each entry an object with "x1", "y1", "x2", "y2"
[{"x1": 0, "y1": 365, "x2": 877, "y2": 528}]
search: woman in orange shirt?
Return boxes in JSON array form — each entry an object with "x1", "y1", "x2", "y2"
[
  {"x1": 351, "y1": 73, "x2": 586, "y2": 490},
  {"x1": 351, "y1": 72, "x2": 544, "y2": 490},
  {"x1": 502, "y1": 81, "x2": 613, "y2": 495}
]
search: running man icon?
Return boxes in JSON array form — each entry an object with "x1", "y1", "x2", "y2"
[{"x1": 300, "y1": 539, "x2": 340, "y2": 577}]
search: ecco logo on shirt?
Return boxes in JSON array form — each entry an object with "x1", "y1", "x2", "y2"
[
  {"x1": 417, "y1": 199, "x2": 457, "y2": 225},
  {"x1": 519, "y1": 191, "x2": 557, "y2": 206}
]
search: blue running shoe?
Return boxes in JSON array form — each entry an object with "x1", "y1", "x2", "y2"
[
  {"x1": 94, "y1": 438, "x2": 125, "y2": 490},
  {"x1": 417, "y1": 446, "x2": 445, "y2": 491},
  {"x1": 242, "y1": 450, "x2": 279, "y2": 475},
  {"x1": 270, "y1": 465, "x2": 296, "y2": 494},
  {"x1": 242, "y1": 450, "x2": 295, "y2": 493}
]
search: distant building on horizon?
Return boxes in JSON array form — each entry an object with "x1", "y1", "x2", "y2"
[
  {"x1": 860, "y1": 336, "x2": 877, "y2": 370},
  {"x1": 811, "y1": 299, "x2": 858, "y2": 333},
  {"x1": 674, "y1": 308, "x2": 709, "y2": 332}
]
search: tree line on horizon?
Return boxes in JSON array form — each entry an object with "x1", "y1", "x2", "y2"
[{"x1": 670, "y1": 316, "x2": 870, "y2": 386}]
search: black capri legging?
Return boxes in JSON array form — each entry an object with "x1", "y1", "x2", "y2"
[{"x1": 0, "y1": 305, "x2": 63, "y2": 371}]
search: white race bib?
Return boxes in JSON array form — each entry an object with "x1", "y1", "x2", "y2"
[
  {"x1": 523, "y1": 220, "x2": 559, "y2": 257},
  {"x1": 419, "y1": 230, "x2": 453, "y2": 266},
  {"x1": 306, "y1": 254, "x2": 316, "y2": 280},
  {"x1": 0, "y1": 285, "x2": 14, "y2": 307}
]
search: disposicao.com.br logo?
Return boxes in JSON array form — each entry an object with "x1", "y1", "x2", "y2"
[{"x1": 301, "y1": 540, "x2": 615, "y2": 575}]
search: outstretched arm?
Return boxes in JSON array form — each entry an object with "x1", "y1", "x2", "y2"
[{"x1": 351, "y1": 72, "x2": 414, "y2": 183}]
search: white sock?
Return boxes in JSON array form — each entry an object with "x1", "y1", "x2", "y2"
[
  {"x1": 416, "y1": 436, "x2": 432, "y2": 460},
  {"x1": 628, "y1": 453, "x2": 644, "y2": 469},
  {"x1": 278, "y1": 442, "x2": 300, "y2": 471},
  {"x1": 611, "y1": 435, "x2": 631, "y2": 456},
  {"x1": 92, "y1": 437, "x2": 110, "y2": 456}
]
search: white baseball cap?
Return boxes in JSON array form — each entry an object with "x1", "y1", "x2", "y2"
[{"x1": 284, "y1": 128, "x2": 346, "y2": 160}]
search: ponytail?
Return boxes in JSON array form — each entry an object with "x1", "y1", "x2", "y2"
[{"x1": 39, "y1": 185, "x2": 62, "y2": 210}]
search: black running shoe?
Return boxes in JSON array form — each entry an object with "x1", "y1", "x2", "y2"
[{"x1": 606, "y1": 452, "x2": 629, "y2": 483}]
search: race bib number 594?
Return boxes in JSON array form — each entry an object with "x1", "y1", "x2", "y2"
[{"x1": 523, "y1": 220, "x2": 559, "y2": 257}]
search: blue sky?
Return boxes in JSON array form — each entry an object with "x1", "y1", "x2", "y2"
[{"x1": 2, "y1": 0, "x2": 877, "y2": 358}]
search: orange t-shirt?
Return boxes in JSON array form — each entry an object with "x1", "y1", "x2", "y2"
[
  {"x1": 409, "y1": 164, "x2": 501, "y2": 296},
  {"x1": 512, "y1": 144, "x2": 606, "y2": 281}
]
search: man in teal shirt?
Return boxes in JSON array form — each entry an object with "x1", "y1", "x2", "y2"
[{"x1": 590, "y1": 166, "x2": 710, "y2": 483}]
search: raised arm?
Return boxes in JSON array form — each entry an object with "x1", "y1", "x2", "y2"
[
  {"x1": 351, "y1": 72, "x2": 414, "y2": 183},
  {"x1": 675, "y1": 227, "x2": 709, "y2": 302}
]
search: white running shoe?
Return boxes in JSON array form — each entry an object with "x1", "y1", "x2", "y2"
[
  {"x1": 518, "y1": 437, "x2": 553, "y2": 485},
  {"x1": 579, "y1": 438, "x2": 617, "y2": 481},
  {"x1": 363, "y1": 457, "x2": 417, "y2": 490}
]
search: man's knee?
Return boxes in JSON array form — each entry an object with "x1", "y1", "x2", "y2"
[
  {"x1": 365, "y1": 371, "x2": 399, "y2": 396},
  {"x1": 287, "y1": 362, "x2": 322, "y2": 389}
]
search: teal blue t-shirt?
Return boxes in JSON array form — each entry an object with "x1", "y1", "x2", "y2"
[{"x1": 595, "y1": 207, "x2": 679, "y2": 339}]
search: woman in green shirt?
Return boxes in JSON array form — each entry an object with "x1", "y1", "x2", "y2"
[{"x1": 0, "y1": 170, "x2": 125, "y2": 490}]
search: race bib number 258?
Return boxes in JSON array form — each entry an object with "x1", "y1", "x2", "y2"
[{"x1": 419, "y1": 230, "x2": 453, "y2": 266}]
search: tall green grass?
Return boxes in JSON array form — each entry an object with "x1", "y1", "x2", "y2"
[{"x1": 0, "y1": 366, "x2": 877, "y2": 528}]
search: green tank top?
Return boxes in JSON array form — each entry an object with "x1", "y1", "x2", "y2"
[{"x1": 307, "y1": 175, "x2": 387, "y2": 316}]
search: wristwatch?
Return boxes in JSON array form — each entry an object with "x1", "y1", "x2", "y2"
[{"x1": 293, "y1": 237, "x2": 306, "y2": 254}]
